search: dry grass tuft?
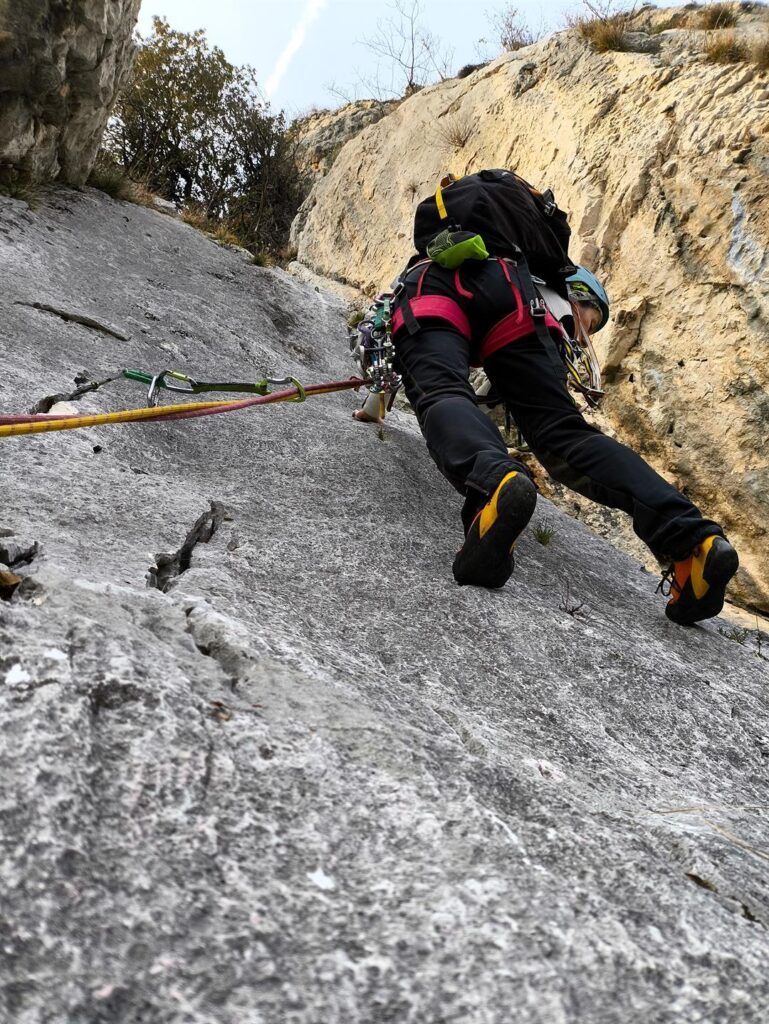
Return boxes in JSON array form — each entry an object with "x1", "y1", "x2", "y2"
[
  {"x1": 210, "y1": 222, "x2": 247, "y2": 248},
  {"x1": 87, "y1": 160, "x2": 135, "y2": 201},
  {"x1": 275, "y1": 244, "x2": 298, "y2": 266},
  {"x1": 750, "y1": 32, "x2": 769, "y2": 69},
  {"x1": 0, "y1": 170, "x2": 41, "y2": 205},
  {"x1": 127, "y1": 180, "x2": 157, "y2": 208},
  {"x1": 703, "y1": 29, "x2": 747, "y2": 61},
  {"x1": 180, "y1": 205, "x2": 210, "y2": 231},
  {"x1": 181, "y1": 205, "x2": 251, "y2": 250},
  {"x1": 567, "y1": 4, "x2": 633, "y2": 53},
  {"x1": 250, "y1": 251, "x2": 274, "y2": 267},
  {"x1": 698, "y1": 3, "x2": 738, "y2": 29},
  {"x1": 433, "y1": 111, "x2": 474, "y2": 151},
  {"x1": 87, "y1": 158, "x2": 156, "y2": 207}
]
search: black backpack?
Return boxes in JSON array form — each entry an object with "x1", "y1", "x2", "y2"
[{"x1": 413, "y1": 169, "x2": 574, "y2": 280}]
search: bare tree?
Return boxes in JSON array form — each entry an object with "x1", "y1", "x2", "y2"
[
  {"x1": 491, "y1": 4, "x2": 537, "y2": 51},
  {"x1": 354, "y1": 0, "x2": 455, "y2": 100},
  {"x1": 476, "y1": 4, "x2": 545, "y2": 60}
]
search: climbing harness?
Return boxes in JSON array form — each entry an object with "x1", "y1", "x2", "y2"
[
  {"x1": 0, "y1": 366, "x2": 366, "y2": 439},
  {"x1": 349, "y1": 294, "x2": 403, "y2": 416}
]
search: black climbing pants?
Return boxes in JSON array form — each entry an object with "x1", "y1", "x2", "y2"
[{"x1": 393, "y1": 259, "x2": 723, "y2": 561}]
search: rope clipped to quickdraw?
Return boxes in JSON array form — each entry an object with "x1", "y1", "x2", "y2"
[
  {"x1": 0, "y1": 367, "x2": 363, "y2": 439},
  {"x1": 122, "y1": 369, "x2": 308, "y2": 406}
]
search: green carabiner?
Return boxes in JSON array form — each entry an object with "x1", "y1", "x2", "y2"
[{"x1": 289, "y1": 377, "x2": 306, "y2": 402}]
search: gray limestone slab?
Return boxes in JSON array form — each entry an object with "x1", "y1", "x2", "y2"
[{"x1": 0, "y1": 189, "x2": 767, "y2": 1024}]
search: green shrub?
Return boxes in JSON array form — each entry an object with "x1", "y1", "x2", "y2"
[{"x1": 105, "y1": 17, "x2": 307, "y2": 259}]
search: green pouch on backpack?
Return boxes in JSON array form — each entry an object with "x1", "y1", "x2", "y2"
[{"x1": 427, "y1": 228, "x2": 489, "y2": 269}]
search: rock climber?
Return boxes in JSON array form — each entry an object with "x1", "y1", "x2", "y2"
[{"x1": 353, "y1": 169, "x2": 739, "y2": 625}]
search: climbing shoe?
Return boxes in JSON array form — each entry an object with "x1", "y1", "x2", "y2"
[
  {"x1": 453, "y1": 471, "x2": 537, "y2": 588},
  {"x1": 659, "y1": 534, "x2": 739, "y2": 626}
]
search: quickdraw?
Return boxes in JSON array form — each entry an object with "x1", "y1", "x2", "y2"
[
  {"x1": 560, "y1": 329, "x2": 604, "y2": 409},
  {"x1": 0, "y1": 367, "x2": 365, "y2": 439},
  {"x1": 122, "y1": 368, "x2": 308, "y2": 407},
  {"x1": 349, "y1": 294, "x2": 403, "y2": 414}
]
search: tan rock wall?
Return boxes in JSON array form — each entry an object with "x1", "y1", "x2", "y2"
[
  {"x1": 293, "y1": 27, "x2": 769, "y2": 610},
  {"x1": 0, "y1": 0, "x2": 141, "y2": 185},
  {"x1": 294, "y1": 99, "x2": 400, "y2": 181}
]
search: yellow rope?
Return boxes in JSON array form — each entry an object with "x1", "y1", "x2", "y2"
[
  {"x1": 0, "y1": 385, "x2": 351, "y2": 439},
  {"x1": 0, "y1": 399, "x2": 237, "y2": 437}
]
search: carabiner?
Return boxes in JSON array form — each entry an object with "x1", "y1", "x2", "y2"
[{"x1": 146, "y1": 370, "x2": 198, "y2": 406}]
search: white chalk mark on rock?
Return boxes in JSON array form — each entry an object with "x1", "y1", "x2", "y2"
[{"x1": 307, "y1": 867, "x2": 336, "y2": 891}]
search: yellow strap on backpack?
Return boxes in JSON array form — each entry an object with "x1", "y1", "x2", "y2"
[{"x1": 435, "y1": 173, "x2": 461, "y2": 220}]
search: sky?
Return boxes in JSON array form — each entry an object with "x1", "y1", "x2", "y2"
[{"x1": 135, "y1": 0, "x2": 584, "y2": 118}]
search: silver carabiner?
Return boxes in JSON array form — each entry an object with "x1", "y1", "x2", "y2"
[{"x1": 146, "y1": 370, "x2": 197, "y2": 406}]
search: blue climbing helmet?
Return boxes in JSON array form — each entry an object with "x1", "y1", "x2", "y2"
[{"x1": 566, "y1": 266, "x2": 609, "y2": 331}]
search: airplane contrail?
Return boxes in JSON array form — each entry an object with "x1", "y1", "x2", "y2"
[{"x1": 264, "y1": 0, "x2": 329, "y2": 99}]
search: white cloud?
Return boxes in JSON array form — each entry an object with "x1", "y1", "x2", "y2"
[{"x1": 264, "y1": 0, "x2": 329, "y2": 99}]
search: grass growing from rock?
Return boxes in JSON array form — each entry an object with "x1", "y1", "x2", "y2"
[
  {"x1": 250, "y1": 251, "x2": 274, "y2": 267},
  {"x1": 280, "y1": 245, "x2": 298, "y2": 263},
  {"x1": 181, "y1": 206, "x2": 251, "y2": 250},
  {"x1": 698, "y1": 3, "x2": 738, "y2": 29},
  {"x1": 568, "y1": 3, "x2": 633, "y2": 53},
  {"x1": 703, "y1": 30, "x2": 747, "y2": 61},
  {"x1": 718, "y1": 622, "x2": 769, "y2": 660},
  {"x1": 751, "y1": 33, "x2": 769, "y2": 69},
  {"x1": 533, "y1": 522, "x2": 557, "y2": 546},
  {"x1": 87, "y1": 159, "x2": 156, "y2": 208},
  {"x1": 87, "y1": 161, "x2": 135, "y2": 200},
  {"x1": 0, "y1": 171, "x2": 41, "y2": 206},
  {"x1": 210, "y1": 223, "x2": 248, "y2": 248},
  {"x1": 434, "y1": 112, "x2": 474, "y2": 151}
]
